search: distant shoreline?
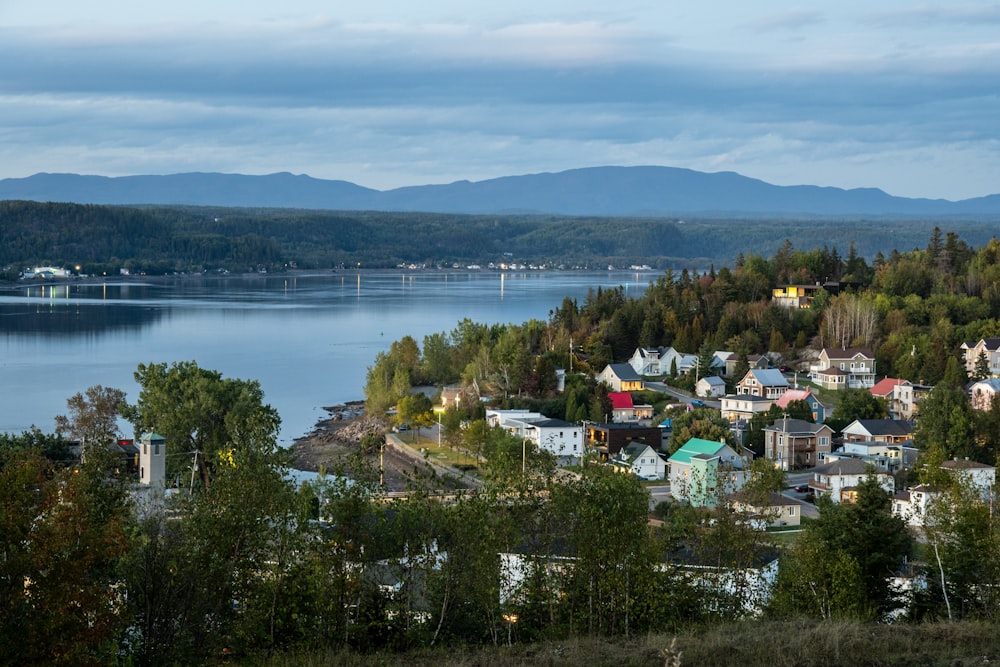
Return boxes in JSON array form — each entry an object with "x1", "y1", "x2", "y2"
[{"x1": 8, "y1": 265, "x2": 660, "y2": 289}]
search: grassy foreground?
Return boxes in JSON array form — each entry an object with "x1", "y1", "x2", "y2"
[{"x1": 246, "y1": 619, "x2": 1000, "y2": 667}]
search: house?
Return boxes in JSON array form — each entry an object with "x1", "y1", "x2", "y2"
[
  {"x1": 771, "y1": 284, "x2": 822, "y2": 309},
  {"x1": 763, "y1": 417, "x2": 834, "y2": 471},
  {"x1": 870, "y1": 378, "x2": 919, "y2": 421},
  {"x1": 812, "y1": 366, "x2": 848, "y2": 391},
  {"x1": 830, "y1": 441, "x2": 901, "y2": 473},
  {"x1": 940, "y1": 458, "x2": 996, "y2": 493},
  {"x1": 439, "y1": 383, "x2": 476, "y2": 411},
  {"x1": 610, "y1": 442, "x2": 666, "y2": 480},
  {"x1": 501, "y1": 547, "x2": 778, "y2": 616},
  {"x1": 841, "y1": 419, "x2": 913, "y2": 444},
  {"x1": 807, "y1": 458, "x2": 894, "y2": 503},
  {"x1": 960, "y1": 337, "x2": 1000, "y2": 378},
  {"x1": 585, "y1": 423, "x2": 666, "y2": 459},
  {"x1": 727, "y1": 492, "x2": 805, "y2": 528},
  {"x1": 608, "y1": 391, "x2": 654, "y2": 424},
  {"x1": 774, "y1": 388, "x2": 828, "y2": 423},
  {"x1": 892, "y1": 485, "x2": 936, "y2": 527},
  {"x1": 720, "y1": 394, "x2": 776, "y2": 424},
  {"x1": 724, "y1": 353, "x2": 770, "y2": 378},
  {"x1": 628, "y1": 346, "x2": 695, "y2": 376},
  {"x1": 668, "y1": 438, "x2": 749, "y2": 507},
  {"x1": 667, "y1": 550, "x2": 779, "y2": 616},
  {"x1": 695, "y1": 375, "x2": 727, "y2": 398},
  {"x1": 969, "y1": 378, "x2": 1000, "y2": 411},
  {"x1": 627, "y1": 346, "x2": 727, "y2": 377},
  {"x1": 893, "y1": 459, "x2": 996, "y2": 526},
  {"x1": 810, "y1": 348, "x2": 877, "y2": 389},
  {"x1": 597, "y1": 363, "x2": 645, "y2": 392},
  {"x1": 485, "y1": 408, "x2": 538, "y2": 428},
  {"x1": 735, "y1": 369, "x2": 789, "y2": 399},
  {"x1": 486, "y1": 410, "x2": 584, "y2": 462}
]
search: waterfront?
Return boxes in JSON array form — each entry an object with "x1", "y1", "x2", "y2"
[{"x1": 0, "y1": 270, "x2": 653, "y2": 445}]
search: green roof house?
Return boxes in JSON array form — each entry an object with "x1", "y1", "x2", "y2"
[{"x1": 668, "y1": 438, "x2": 748, "y2": 507}]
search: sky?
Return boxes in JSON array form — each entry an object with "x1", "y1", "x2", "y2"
[{"x1": 1, "y1": 1, "x2": 998, "y2": 200}]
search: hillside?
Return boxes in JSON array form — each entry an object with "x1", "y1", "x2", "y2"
[
  {"x1": 4, "y1": 200, "x2": 1000, "y2": 274},
  {"x1": 3, "y1": 166, "x2": 1000, "y2": 217}
]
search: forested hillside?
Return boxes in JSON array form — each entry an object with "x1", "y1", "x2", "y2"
[{"x1": 3, "y1": 199, "x2": 1000, "y2": 276}]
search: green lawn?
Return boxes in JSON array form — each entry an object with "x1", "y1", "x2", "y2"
[{"x1": 399, "y1": 434, "x2": 483, "y2": 472}]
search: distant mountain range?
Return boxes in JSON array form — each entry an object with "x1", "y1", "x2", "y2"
[{"x1": 2, "y1": 166, "x2": 999, "y2": 217}]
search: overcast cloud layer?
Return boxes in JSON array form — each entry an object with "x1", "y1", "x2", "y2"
[{"x1": 1, "y1": 1, "x2": 998, "y2": 199}]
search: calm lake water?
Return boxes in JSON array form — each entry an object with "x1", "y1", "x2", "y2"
[{"x1": 0, "y1": 270, "x2": 653, "y2": 445}]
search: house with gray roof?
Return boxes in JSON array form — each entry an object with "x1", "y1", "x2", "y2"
[
  {"x1": 841, "y1": 419, "x2": 913, "y2": 444},
  {"x1": 597, "y1": 363, "x2": 645, "y2": 391},
  {"x1": 763, "y1": 417, "x2": 833, "y2": 471},
  {"x1": 810, "y1": 347, "x2": 876, "y2": 389},
  {"x1": 736, "y1": 368, "x2": 789, "y2": 399},
  {"x1": 807, "y1": 458, "x2": 893, "y2": 503},
  {"x1": 611, "y1": 442, "x2": 666, "y2": 480}
]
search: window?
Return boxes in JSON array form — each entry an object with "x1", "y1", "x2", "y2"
[{"x1": 788, "y1": 506, "x2": 796, "y2": 516}]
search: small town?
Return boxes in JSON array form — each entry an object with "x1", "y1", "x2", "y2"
[
  {"x1": 8, "y1": 228, "x2": 1000, "y2": 666},
  {"x1": 4, "y1": 1, "x2": 1000, "y2": 662}
]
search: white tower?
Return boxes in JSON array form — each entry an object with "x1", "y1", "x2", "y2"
[{"x1": 139, "y1": 433, "x2": 166, "y2": 488}]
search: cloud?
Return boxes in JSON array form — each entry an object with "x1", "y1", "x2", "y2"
[
  {"x1": 0, "y1": 6, "x2": 999, "y2": 199},
  {"x1": 746, "y1": 9, "x2": 826, "y2": 33},
  {"x1": 866, "y1": 4, "x2": 1000, "y2": 28}
]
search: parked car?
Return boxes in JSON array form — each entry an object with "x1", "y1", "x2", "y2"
[
  {"x1": 690, "y1": 399, "x2": 705, "y2": 407},
  {"x1": 794, "y1": 484, "x2": 810, "y2": 493}
]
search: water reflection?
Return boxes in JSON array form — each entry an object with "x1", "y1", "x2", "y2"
[{"x1": 0, "y1": 271, "x2": 655, "y2": 443}]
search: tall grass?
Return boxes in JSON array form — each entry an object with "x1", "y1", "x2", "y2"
[{"x1": 245, "y1": 619, "x2": 1000, "y2": 667}]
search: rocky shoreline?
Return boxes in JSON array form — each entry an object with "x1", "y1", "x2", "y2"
[{"x1": 289, "y1": 401, "x2": 461, "y2": 491}]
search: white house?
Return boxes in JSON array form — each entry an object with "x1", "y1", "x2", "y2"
[
  {"x1": 628, "y1": 346, "x2": 726, "y2": 377},
  {"x1": 969, "y1": 378, "x2": 1000, "y2": 411},
  {"x1": 720, "y1": 394, "x2": 775, "y2": 423},
  {"x1": 597, "y1": 363, "x2": 645, "y2": 391},
  {"x1": 486, "y1": 410, "x2": 584, "y2": 462},
  {"x1": 608, "y1": 391, "x2": 654, "y2": 424},
  {"x1": 961, "y1": 337, "x2": 1000, "y2": 378},
  {"x1": 893, "y1": 459, "x2": 996, "y2": 526},
  {"x1": 807, "y1": 458, "x2": 894, "y2": 503},
  {"x1": 892, "y1": 484, "x2": 936, "y2": 527},
  {"x1": 810, "y1": 348, "x2": 876, "y2": 389},
  {"x1": 940, "y1": 458, "x2": 996, "y2": 492},
  {"x1": 870, "y1": 378, "x2": 922, "y2": 421},
  {"x1": 696, "y1": 376, "x2": 727, "y2": 398},
  {"x1": 611, "y1": 442, "x2": 666, "y2": 480}
]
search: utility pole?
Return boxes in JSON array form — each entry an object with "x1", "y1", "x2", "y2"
[{"x1": 189, "y1": 450, "x2": 199, "y2": 495}]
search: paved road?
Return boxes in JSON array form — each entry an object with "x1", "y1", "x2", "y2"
[
  {"x1": 646, "y1": 483, "x2": 671, "y2": 510},
  {"x1": 645, "y1": 381, "x2": 722, "y2": 409},
  {"x1": 782, "y1": 471, "x2": 819, "y2": 519}
]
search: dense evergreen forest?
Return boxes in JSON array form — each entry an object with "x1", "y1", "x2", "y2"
[
  {"x1": 3, "y1": 199, "x2": 1000, "y2": 277},
  {"x1": 8, "y1": 213, "x2": 1000, "y2": 664}
]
